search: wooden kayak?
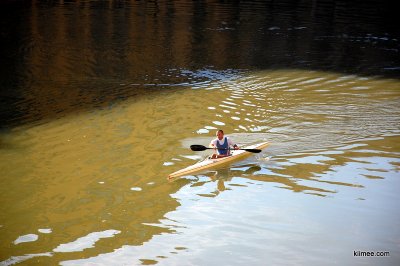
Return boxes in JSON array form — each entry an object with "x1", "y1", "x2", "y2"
[{"x1": 168, "y1": 141, "x2": 269, "y2": 179}]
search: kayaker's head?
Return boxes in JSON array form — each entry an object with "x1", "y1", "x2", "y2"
[{"x1": 216, "y1": 129, "x2": 224, "y2": 140}]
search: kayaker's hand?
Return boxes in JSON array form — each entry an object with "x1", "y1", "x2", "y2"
[{"x1": 233, "y1": 145, "x2": 239, "y2": 150}]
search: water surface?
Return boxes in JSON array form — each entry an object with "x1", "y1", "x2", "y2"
[{"x1": 1, "y1": 1, "x2": 399, "y2": 265}]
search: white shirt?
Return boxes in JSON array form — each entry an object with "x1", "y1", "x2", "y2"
[{"x1": 210, "y1": 137, "x2": 235, "y2": 147}]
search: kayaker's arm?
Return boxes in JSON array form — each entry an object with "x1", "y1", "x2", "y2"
[
  {"x1": 227, "y1": 137, "x2": 239, "y2": 150},
  {"x1": 209, "y1": 139, "x2": 217, "y2": 149}
]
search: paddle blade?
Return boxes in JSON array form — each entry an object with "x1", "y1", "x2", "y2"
[
  {"x1": 244, "y1": 148, "x2": 262, "y2": 153},
  {"x1": 190, "y1": 145, "x2": 208, "y2": 151}
]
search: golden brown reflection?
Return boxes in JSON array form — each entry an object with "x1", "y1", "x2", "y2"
[
  {"x1": 1, "y1": 67, "x2": 400, "y2": 264},
  {"x1": 0, "y1": 87, "x2": 212, "y2": 263}
]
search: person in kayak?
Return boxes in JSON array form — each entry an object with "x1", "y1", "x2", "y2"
[{"x1": 209, "y1": 129, "x2": 239, "y2": 159}]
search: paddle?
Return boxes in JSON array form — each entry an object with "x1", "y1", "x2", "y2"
[{"x1": 190, "y1": 145, "x2": 262, "y2": 153}]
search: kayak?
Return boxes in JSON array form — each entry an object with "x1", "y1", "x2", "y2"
[{"x1": 168, "y1": 141, "x2": 269, "y2": 179}]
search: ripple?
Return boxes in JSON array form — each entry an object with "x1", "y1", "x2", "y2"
[
  {"x1": 296, "y1": 77, "x2": 326, "y2": 85},
  {"x1": 53, "y1": 230, "x2": 120, "y2": 253},
  {"x1": 38, "y1": 228, "x2": 52, "y2": 234},
  {"x1": 1, "y1": 253, "x2": 52, "y2": 266},
  {"x1": 196, "y1": 128, "x2": 209, "y2": 134},
  {"x1": 221, "y1": 100, "x2": 237, "y2": 106},
  {"x1": 219, "y1": 104, "x2": 237, "y2": 110},
  {"x1": 212, "y1": 121, "x2": 225, "y2": 126},
  {"x1": 14, "y1": 234, "x2": 39, "y2": 245}
]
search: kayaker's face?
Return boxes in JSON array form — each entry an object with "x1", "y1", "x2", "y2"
[{"x1": 217, "y1": 131, "x2": 224, "y2": 140}]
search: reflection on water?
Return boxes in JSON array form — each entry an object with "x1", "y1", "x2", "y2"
[
  {"x1": 53, "y1": 230, "x2": 121, "y2": 253},
  {"x1": 1, "y1": 0, "x2": 400, "y2": 265},
  {"x1": 1, "y1": 68, "x2": 399, "y2": 265}
]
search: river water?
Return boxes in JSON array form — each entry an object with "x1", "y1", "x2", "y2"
[{"x1": 1, "y1": 1, "x2": 399, "y2": 265}]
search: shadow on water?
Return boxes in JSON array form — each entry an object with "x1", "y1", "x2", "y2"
[{"x1": 1, "y1": 0, "x2": 399, "y2": 128}]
